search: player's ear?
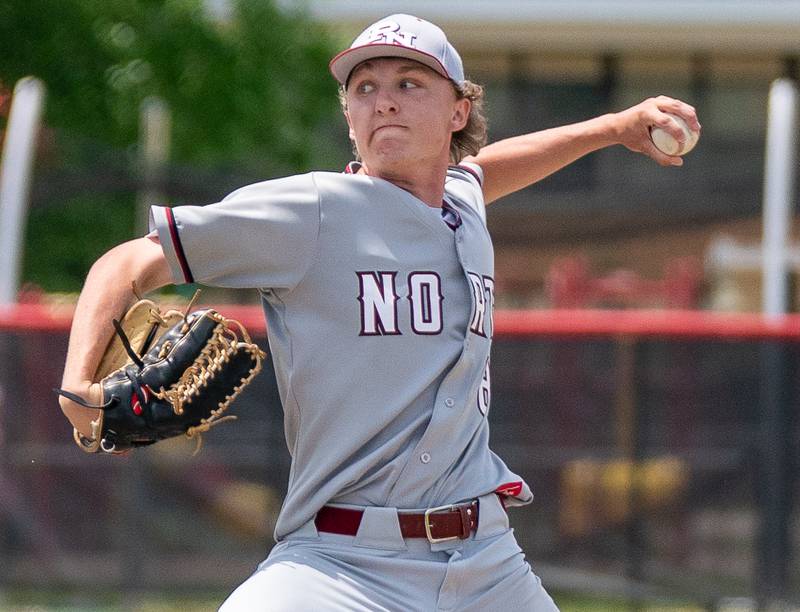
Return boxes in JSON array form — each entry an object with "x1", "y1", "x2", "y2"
[
  {"x1": 450, "y1": 97, "x2": 470, "y2": 133},
  {"x1": 344, "y1": 110, "x2": 356, "y2": 141}
]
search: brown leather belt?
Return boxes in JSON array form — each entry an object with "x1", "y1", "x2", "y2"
[{"x1": 315, "y1": 500, "x2": 479, "y2": 543}]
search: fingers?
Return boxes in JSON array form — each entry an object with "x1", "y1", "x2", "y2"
[
  {"x1": 61, "y1": 400, "x2": 104, "y2": 440},
  {"x1": 645, "y1": 141, "x2": 684, "y2": 167},
  {"x1": 636, "y1": 96, "x2": 699, "y2": 165},
  {"x1": 613, "y1": 95, "x2": 699, "y2": 166},
  {"x1": 58, "y1": 383, "x2": 104, "y2": 439},
  {"x1": 651, "y1": 95, "x2": 701, "y2": 132}
]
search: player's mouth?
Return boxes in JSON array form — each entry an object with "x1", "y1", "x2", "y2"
[
  {"x1": 371, "y1": 124, "x2": 407, "y2": 142},
  {"x1": 373, "y1": 124, "x2": 406, "y2": 135}
]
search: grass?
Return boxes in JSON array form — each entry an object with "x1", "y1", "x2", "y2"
[
  {"x1": 1, "y1": 590, "x2": 712, "y2": 611},
  {"x1": 553, "y1": 592, "x2": 708, "y2": 611}
]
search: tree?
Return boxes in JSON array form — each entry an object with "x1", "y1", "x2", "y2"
[
  {"x1": 0, "y1": 0, "x2": 339, "y2": 168},
  {"x1": 0, "y1": 0, "x2": 343, "y2": 292}
]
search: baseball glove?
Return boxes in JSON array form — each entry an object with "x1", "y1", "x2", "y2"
[{"x1": 56, "y1": 295, "x2": 265, "y2": 454}]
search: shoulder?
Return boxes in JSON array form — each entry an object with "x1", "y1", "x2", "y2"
[
  {"x1": 446, "y1": 162, "x2": 484, "y2": 189},
  {"x1": 309, "y1": 169, "x2": 402, "y2": 207},
  {"x1": 445, "y1": 162, "x2": 486, "y2": 220},
  {"x1": 221, "y1": 172, "x2": 319, "y2": 203}
]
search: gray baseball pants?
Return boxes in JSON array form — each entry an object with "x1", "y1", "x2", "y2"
[{"x1": 219, "y1": 492, "x2": 559, "y2": 611}]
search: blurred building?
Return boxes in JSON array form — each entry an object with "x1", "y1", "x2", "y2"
[{"x1": 303, "y1": 0, "x2": 800, "y2": 310}]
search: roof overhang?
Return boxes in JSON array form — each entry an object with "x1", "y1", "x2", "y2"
[{"x1": 291, "y1": 1, "x2": 800, "y2": 54}]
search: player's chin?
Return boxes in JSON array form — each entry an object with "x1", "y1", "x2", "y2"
[
  {"x1": 366, "y1": 144, "x2": 415, "y2": 168},
  {"x1": 369, "y1": 133, "x2": 410, "y2": 153}
]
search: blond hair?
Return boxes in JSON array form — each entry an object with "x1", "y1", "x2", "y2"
[{"x1": 450, "y1": 79, "x2": 487, "y2": 163}]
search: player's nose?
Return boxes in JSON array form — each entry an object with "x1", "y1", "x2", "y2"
[{"x1": 374, "y1": 89, "x2": 398, "y2": 115}]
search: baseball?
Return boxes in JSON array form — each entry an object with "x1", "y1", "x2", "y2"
[{"x1": 649, "y1": 113, "x2": 699, "y2": 156}]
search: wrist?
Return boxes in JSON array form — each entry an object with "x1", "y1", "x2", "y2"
[
  {"x1": 59, "y1": 376, "x2": 93, "y2": 393},
  {"x1": 592, "y1": 113, "x2": 623, "y2": 147}
]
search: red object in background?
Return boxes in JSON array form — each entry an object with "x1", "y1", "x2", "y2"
[
  {"x1": 17, "y1": 283, "x2": 45, "y2": 304},
  {"x1": 1, "y1": 302, "x2": 799, "y2": 341},
  {"x1": 545, "y1": 256, "x2": 703, "y2": 309},
  {"x1": 0, "y1": 83, "x2": 10, "y2": 118}
]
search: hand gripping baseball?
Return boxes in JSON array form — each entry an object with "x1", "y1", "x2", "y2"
[
  {"x1": 56, "y1": 296, "x2": 266, "y2": 454},
  {"x1": 613, "y1": 96, "x2": 701, "y2": 166}
]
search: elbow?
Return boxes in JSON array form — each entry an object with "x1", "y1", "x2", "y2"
[{"x1": 89, "y1": 237, "x2": 173, "y2": 296}]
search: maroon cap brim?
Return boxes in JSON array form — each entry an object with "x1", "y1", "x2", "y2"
[{"x1": 329, "y1": 43, "x2": 451, "y2": 85}]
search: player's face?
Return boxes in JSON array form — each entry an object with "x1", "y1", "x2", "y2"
[{"x1": 344, "y1": 58, "x2": 469, "y2": 177}]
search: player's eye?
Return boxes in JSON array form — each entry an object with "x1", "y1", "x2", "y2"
[
  {"x1": 399, "y1": 79, "x2": 418, "y2": 90},
  {"x1": 355, "y1": 81, "x2": 375, "y2": 94}
]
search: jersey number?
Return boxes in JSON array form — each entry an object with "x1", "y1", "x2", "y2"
[{"x1": 478, "y1": 358, "x2": 491, "y2": 415}]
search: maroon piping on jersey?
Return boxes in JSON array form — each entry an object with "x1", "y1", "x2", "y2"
[
  {"x1": 165, "y1": 207, "x2": 194, "y2": 284},
  {"x1": 456, "y1": 163, "x2": 482, "y2": 186},
  {"x1": 344, "y1": 162, "x2": 481, "y2": 185},
  {"x1": 441, "y1": 201, "x2": 462, "y2": 230}
]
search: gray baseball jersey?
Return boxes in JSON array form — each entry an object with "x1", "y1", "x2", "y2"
[{"x1": 149, "y1": 162, "x2": 532, "y2": 541}]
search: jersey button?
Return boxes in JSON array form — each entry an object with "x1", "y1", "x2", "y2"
[
  {"x1": 420, "y1": 452, "x2": 431, "y2": 464},
  {"x1": 445, "y1": 398, "x2": 455, "y2": 407}
]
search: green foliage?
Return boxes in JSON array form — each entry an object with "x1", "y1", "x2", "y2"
[
  {"x1": 0, "y1": 0, "x2": 343, "y2": 292},
  {"x1": 0, "y1": 1, "x2": 113, "y2": 142},
  {"x1": 23, "y1": 193, "x2": 136, "y2": 292},
  {"x1": 0, "y1": 0, "x2": 339, "y2": 168}
]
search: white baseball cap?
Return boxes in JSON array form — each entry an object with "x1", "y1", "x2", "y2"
[{"x1": 329, "y1": 14, "x2": 465, "y2": 87}]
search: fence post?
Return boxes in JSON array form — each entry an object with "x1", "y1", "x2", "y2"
[
  {"x1": 136, "y1": 97, "x2": 170, "y2": 236},
  {"x1": 0, "y1": 77, "x2": 46, "y2": 305},
  {"x1": 756, "y1": 77, "x2": 798, "y2": 607}
]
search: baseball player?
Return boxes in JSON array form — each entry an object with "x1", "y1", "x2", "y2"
[{"x1": 58, "y1": 14, "x2": 699, "y2": 611}]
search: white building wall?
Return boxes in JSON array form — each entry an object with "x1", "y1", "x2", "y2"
[{"x1": 288, "y1": 0, "x2": 800, "y2": 54}]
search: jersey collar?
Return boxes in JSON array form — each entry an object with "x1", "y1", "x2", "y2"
[{"x1": 343, "y1": 161, "x2": 461, "y2": 230}]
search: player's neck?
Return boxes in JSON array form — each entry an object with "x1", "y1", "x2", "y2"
[{"x1": 358, "y1": 161, "x2": 448, "y2": 208}]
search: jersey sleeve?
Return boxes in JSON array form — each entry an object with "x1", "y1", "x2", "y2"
[
  {"x1": 445, "y1": 163, "x2": 486, "y2": 223},
  {"x1": 149, "y1": 172, "x2": 320, "y2": 289}
]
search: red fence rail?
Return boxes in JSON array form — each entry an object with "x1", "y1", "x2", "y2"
[{"x1": 3, "y1": 303, "x2": 800, "y2": 340}]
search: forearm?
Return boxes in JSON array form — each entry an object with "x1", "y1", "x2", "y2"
[
  {"x1": 468, "y1": 114, "x2": 617, "y2": 205},
  {"x1": 61, "y1": 236, "x2": 172, "y2": 388},
  {"x1": 469, "y1": 96, "x2": 700, "y2": 205}
]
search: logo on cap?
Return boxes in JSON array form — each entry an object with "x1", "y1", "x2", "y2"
[{"x1": 364, "y1": 21, "x2": 418, "y2": 48}]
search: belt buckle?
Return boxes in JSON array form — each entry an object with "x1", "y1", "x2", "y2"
[{"x1": 424, "y1": 504, "x2": 459, "y2": 544}]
